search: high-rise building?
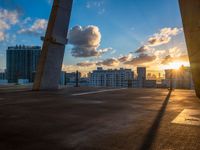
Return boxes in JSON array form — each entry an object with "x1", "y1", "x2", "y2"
[
  {"x1": 137, "y1": 67, "x2": 146, "y2": 87},
  {"x1": 90, "y1": 67, "x2": 134, "y2": 88},
  {"x1": 6, "y1": 45, "x2": 41, "y2": 83},
  {"x1": 163, "y1": 66, "x2": 194, "y2": 89}
]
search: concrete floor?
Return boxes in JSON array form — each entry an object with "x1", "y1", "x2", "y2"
[{"x1": 0, "y1": 87, "x2": 200, "y2": 150}]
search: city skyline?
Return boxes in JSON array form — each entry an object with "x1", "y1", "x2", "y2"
[
  {"x1": 0, "y1": 0, "x2": 190, "y2": 74},
  {"x1": 0, "y1": 1, "x2": 200, "y2": 149}
]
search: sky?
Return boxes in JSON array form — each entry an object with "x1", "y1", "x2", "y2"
[{"x1": 0, "y1": 0, "x2": 190, "y2": 76}]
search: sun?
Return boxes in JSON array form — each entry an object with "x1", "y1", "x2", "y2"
[
  {"x1": 169, "y1": 62, "x2": 183, "y2": 69},
  {"x1": 161, "y1": 61, "x2": 190, "y2": 70}
]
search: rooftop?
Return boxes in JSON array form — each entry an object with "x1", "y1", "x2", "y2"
[
  {"x1": 0, "y1": 86, "x2": 200, "y2": 150},
  {"x1": 7, "y1": 45, "x2": 41, "y2": 50},
  {"x1": 94, "y1": 67, "x2": 133, "y2": 72}
]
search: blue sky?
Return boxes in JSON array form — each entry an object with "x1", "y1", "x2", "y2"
[{"x1": 0, "y1": 0, "x2": 189, "y2": 74}]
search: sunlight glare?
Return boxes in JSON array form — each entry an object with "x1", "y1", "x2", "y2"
[{"x1": 161, "y1": 61, "x2": 190, "y2": 70}]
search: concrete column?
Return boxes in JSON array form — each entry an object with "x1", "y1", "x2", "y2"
[
  {"x1": 33, "y1": 0, "x2": 73, "y2": 90},
  {"x1": 179, "y1": 0, "x2": 200, "y2": 98}
]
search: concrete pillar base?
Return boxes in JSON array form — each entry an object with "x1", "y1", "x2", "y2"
[{"x1": 33, "y1": 0, "x2": 73, "y2": 90}]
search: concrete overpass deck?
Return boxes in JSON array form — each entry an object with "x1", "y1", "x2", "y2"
[{"x1": 0, "y1": 87, "x2": 200, "y2": 150}]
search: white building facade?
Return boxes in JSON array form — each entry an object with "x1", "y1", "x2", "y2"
[{"x1": 90, "y1": 67, "x2": 134, "y2": 88}]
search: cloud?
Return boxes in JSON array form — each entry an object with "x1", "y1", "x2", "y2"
[
  {"x1": 167, "y1": 47, "x2": 182, "y2": 57},
  {"x1": 161, "y1": 55, "x2": 172, "y2": 64},
  {"x1": 62, "y1": 64, "x2": 79, "y2": 73},
  {"x1": 118, "y1": 53, "x2": 133, "y2": 62},
  {"x1": 160, "y1": 27, "x2": 181, "y2": 36},
  {"x1": 76, "y1": 53, "x2": 132, "y2": 68},
  {"x1": 147, "y1": 27, "x2": 182, "y2": 47},
  {"x1": 0, "y1": 31, "x2": 6, "y2": 41},
  {"x1": 135, "y1": 45, "x2": 151, "y2": 53},
  {"x1": 0, "y1": 20, "x2": 10, "y2": 31},
  {"x1": 96, "y1": 58, "x2": 120, "y2": 66},
  {"x1": 0, "y1": 8, "x2": 19, "y2": 25},
  {"x1": 98, "y1": 47, "x2": 113, "y2": 53},
  {"x1": 69, "y1": 25, "x2": 109, "y2": 57},
  {"x1": 132, "y1": 27, "x2": 185, "y2": 68},
  {"x1": 0, "y1": 8, "x2": 19, "y2": 42},
  {"x1": 71, "y1": 47, "x2": 100, "y2": 57},
  {"x1": 86, "y1": 0, "x2": 105, "y2": 14},
  {"x1": 76, "y1": 61, "x2": 96, "y2": 67},
  {"x1": 18, "y1": 19, "x2": 48, "y2": 36},
  {"x1": 91, "y1": 53, "x2": 155, "y2": 67},
  {"x1": 21, "y1": 17, "x2": 32, "y2": 26},
  {"x1": 153, "y1": 47, "x2": 183, "y2": 61},
  {"x1": 161, "y1": 54, "x2": 189, "y2": 65},
  {"x1": 148, "y1": 36, "x2": 171, "y2": 47},
  {"x1": 133, "y1": 27, "x2": 182, "y2": 56},
  {"x1": 124, "y1": 53, "x2": 156, "y2": 65}
]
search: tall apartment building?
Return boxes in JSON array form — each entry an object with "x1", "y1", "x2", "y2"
[
  {"x1": 6, "y1": 45, "x2": 41, "y2": 83},
  {"x1": 137, "y1": 67, "x2": 146, "y2": 87},
  {"x1": 90, "y1": 67, "x2": 134, "y2": 88}
]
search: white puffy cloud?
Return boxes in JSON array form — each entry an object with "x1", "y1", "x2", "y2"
[
  {"x1": 148, "y1": 36, "x2": 171, "y2": 47},
  {"x1": 69, "y1": 25, "x2": 111, "y2": 57},
  {"x1": 134, "y1": 27, "x2": 182, "y2": 52},
  {"x1": 98, "y1": 47, "x2": 113, "y2": 53},
  {"x1": 153, "y1": 47, "x2": 183, "y2": 60},
  {"x1": 131, "y1": 27, "x2": 183, "y2": 67},
  {"x1": 69, "y1": 26, "x2": 185, "y2": 70},
  {"x1": 18, "y1": 19, "x2": 48, "y2": 36},
  {"x1": 124, "y1": 53, "x2": 156, "y2": 65},
  {"x1": 160, "y1": 27, "x2": 181, "y2": 36},
  {"x1": 0, "y1": 31, "x2": 6, "y2": 41},
  {"x1": 0, "y1": 8, "x2": 19, "y2": 25},
  {"x1": 0, "y1": 20, "x2": 10, "y2": 31},
  {"x1": 151, "y1": 46, "x2": 189, "y2": 68},
  {"x1": 148, "y1": 27, "x2": 182, "y2": 47},
  {"x1": 167, "y1": 47, "x2": 182, "y2": 57},
  {"x1": 0, "y1": 8, "x2": 19, "y2": 42},
  {"x1": 135, "y1": 45, "x2": 151, "y2": 53},
  {"x1": 118, "y1": 53, "x2": 133, "y2": 62}
]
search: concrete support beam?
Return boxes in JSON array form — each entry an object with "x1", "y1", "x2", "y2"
[
  {"x1": 179, "y1": 0, "x2": 200, "y2": 98},
  {"x1": 33, "y1": 0, "x2": 73, "y2": 90}
]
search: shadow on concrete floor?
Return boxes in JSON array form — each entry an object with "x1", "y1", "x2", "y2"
[{"x1": 139, "y1": 90, "x2": 172, "y2": 150}]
